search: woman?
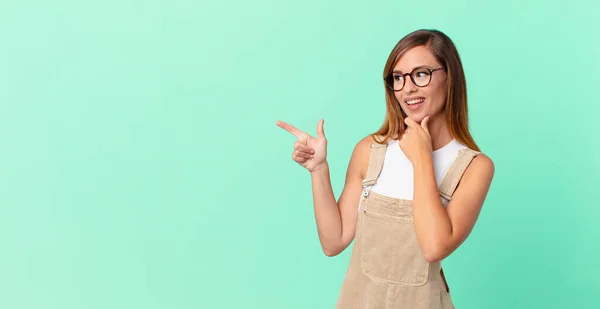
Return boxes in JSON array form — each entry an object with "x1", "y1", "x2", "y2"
[{"x1": 276, "y1": 29, "x2": 495, "y2": 308}]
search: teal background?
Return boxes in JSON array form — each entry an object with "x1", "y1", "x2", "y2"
[{"x1": 1, "y1": 0, "x2": 599, "y2": 308}]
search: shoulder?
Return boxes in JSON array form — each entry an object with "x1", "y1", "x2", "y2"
[
  {"x1": 351, "y1": 134, "x2": 377, "y2": 160},
  {"x1": 466, "y1": 151, "x2": 495, "y2": 182},
  {"x1": 353, "y1": 134, "x2": 387, "y2": 157},
  {"x1": 348, "y1": 135, "x2": 381, "y2": 179},
  {"x1": 357, "y1": 134, "x2": 379, "y2": 148},
  {"x1": 472, "y1": 152, "x2": 494, "y2": 172}
]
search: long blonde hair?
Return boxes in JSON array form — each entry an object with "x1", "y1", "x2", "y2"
[{"x1": 373, "y1": 29, "x2": 480, "y2": 151}]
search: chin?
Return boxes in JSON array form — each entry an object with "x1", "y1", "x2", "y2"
[{"x1": 403, "y1": 111, "x2": 428, "y2": 122}]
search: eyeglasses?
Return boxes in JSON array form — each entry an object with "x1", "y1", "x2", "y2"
[{"x1": 384, "y1": 66, "x2": 445, "y2": 91}]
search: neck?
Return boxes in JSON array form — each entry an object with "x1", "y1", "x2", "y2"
[{"x1": 426, "y1": 113, "x2": 453, "y2": 151}]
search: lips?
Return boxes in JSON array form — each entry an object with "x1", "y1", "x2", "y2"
[
  {"x1": 404, "y1": 96, "x2": 425, "y2": 111},
  {"x1": 405, "y1": 97, "x2": 425, "y2": 105}
]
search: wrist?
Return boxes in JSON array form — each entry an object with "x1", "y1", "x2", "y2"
[
  {"x1": 310, "y1": 161, "x2": 329, "y2": 174},
  {"x1": 412, "y1": 153, "x2": 433, "y2": 170}
]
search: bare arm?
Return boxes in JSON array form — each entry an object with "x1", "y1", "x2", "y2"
[
  {"x1": 310, "y1": 137, "x2": 371, "y2": 256},
  {"x1": 400, "y1": 117, "x2": 495, "y2": 262},
  {"x1": 276, "y1": 119, "x2": 372, "y2": 257},
  {"x1": 412, "y1": 153, "x2": 495, "y2": 262}
]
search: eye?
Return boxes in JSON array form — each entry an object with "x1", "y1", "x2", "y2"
[{"x1": 414, "y1": 69, "x2": 430, "y2": 78}]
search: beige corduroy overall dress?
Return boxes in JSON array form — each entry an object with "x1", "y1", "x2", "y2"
[{"x1": 336, "y1": 138, "x2": 480, "y2": 309}]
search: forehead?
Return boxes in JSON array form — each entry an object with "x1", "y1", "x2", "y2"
[{"x1": 393, "y1": 45, "x2": 441, "y2": 72}]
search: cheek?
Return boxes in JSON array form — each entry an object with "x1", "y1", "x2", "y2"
[
  {"x1": 429, "y1": 83, "x2": 447, "y2": 108},
  {"x1": 394, "y1": 92, "x2": 403, "y2": 104}
]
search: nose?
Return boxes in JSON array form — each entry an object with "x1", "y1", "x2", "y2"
[{"x1": 403, "y1": 76, "x2": 418, "y2": 94}]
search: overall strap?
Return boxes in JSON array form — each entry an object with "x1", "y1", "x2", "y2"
[
  {"x1": 438, "y1": 148, "x2": 480, "y2": 203},
  {"x1": 361, "y1": 138, "x2": 387, "y2": 197}
]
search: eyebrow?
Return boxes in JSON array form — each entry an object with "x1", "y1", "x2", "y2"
[{"x1": 392, "y1": 65, "x2": 431, "y2": 74}]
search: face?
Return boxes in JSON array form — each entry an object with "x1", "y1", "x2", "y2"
[{"x1": 390, "y1": 45, "x2": 447, "y2": 123}]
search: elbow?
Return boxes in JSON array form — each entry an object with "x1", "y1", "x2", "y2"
[
  {"x1": 320, "y1": 237, "x2": 351, "y2": 257},
  {"x1": 323, "y1": 247, "x2": 342, "y2": 257},
  {"x1": 322, "y1": 242, "x2": 347, "y2": 257},
  {"x1": 421, "y1": 235, "x2": 455, "y2": 262},
  {"x1": 423, "y1": 251, "x2": 443, "y2": 263},
  {"x1": 422, "y1": 244, "x2": 448, "y2": 263}
]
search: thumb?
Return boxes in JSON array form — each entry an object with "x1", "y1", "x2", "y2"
[
  {"x1": 316, "y1": 119, "x2": 326, "y2": 140},
  {"x1": 421, "y1": 116, "x2": 430, "y2": 135}
]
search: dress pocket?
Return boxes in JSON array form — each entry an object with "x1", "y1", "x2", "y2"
[{"x1": 360, "y1": 205, "x2": 429, "y2": 286}]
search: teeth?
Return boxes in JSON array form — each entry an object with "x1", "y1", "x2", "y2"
[{"x1": 407, "y1": 99, "x2": 424, "y2": 105}]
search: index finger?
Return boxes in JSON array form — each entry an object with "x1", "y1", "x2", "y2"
[
  {"x1": 276, "y1": 120, "x2": 305, "y2": 139},
  {"x1": 404, "y1": 117, "x2": 417, "y2": 127}
]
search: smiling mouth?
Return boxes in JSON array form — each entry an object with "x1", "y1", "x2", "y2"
[{"x1": 406, "y1": 98, "x2": 425, "y2": 105}]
